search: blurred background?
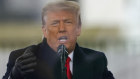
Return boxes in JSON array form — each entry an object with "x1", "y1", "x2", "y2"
[{"x1": 0, "y1": 0, "x2": 140, "y2": 79}]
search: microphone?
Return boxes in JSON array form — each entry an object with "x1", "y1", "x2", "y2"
[
  {"x1": 57, "y1": 45, "x2": 68, "y2": 55},
  {"x1": 57, "y1": 45, "x2": 68, "y2": 79}
]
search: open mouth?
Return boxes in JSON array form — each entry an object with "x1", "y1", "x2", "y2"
[{"x1": 58, "y1": 36, "x2": 68, "y2": 43}]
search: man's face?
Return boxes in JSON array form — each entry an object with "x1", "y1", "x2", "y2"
[{"x1": 42, "y1": 10, "x2": 81, "y2": 53}]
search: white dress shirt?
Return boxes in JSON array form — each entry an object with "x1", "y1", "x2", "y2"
[{"x1": 68, "y1": 51, "x2": 74, "y2": 74}]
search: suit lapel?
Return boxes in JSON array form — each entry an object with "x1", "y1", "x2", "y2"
[
  {"x1": 35, "y1": 38, "x2": 60, "y2": 79},
  {"x1": 73, "y1": 44, "x2": 86, "y2": 79},
  {"x1": 38, "y1": 38, "x2": 59, "y2": 67}
]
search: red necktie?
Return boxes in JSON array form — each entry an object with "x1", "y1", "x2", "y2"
[{"x1": 65, "y1": 57, "x2": 72, "y2": 79}]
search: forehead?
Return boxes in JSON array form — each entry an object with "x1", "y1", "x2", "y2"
[{"x1": 45, "y1": 10, "x2": 77, "y2": 20}]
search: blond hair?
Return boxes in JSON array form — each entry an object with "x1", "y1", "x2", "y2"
[{"x1": 42, "y1": 1, "x2": 81, "y2": 26}]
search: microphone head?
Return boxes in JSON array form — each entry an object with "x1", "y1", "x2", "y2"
[
  {"x1": 57, "y1": 44, "x2": 68, "y2": 54},
  {"x1": 57, "y1": 44, "x2": 64, "y2": 53}
]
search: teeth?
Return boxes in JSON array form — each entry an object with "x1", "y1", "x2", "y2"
[
  {"x1": 60, "y1": 39, "x2": 67, "y2": 42},
  {"x1": 59, "y1": 36, "x2": 67, "y2": 42}
]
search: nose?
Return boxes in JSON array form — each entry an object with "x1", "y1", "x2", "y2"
[{"x1": 59, "y1": 21, "x2": 66, "y2": 33}]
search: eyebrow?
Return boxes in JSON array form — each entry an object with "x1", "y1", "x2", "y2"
[
  {"x1": 51, "y1": 19, "x2": 72, "y2": 22},
  {"x1": 51, "y1": 20, "x2": 60, "y2": 23},
  {"x1": 63, "y1": 19, "x2": 72, "y2": 22}
]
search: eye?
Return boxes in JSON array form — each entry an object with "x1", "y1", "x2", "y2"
[
  {"x1": 65, "y1": 20, "x2": 72, "y2": 24},
  {"x1": 51, "y1": 21, "x2": 59, "y2": 26},
  {"x1": 66, "y1": 21, "x2": 72, "y2": 23}
]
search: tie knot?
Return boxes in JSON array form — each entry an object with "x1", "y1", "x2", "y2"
[{"x1": 66, "y1": 57, "x2": 71, "y2": 63}]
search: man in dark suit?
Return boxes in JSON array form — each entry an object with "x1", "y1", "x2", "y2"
[{"x1": 3, "y1": 1, "x2": 114, "y2": 79}]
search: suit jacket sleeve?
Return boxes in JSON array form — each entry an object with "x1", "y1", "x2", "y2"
[
  {"x1": 102, "y1": 53, "x2": 115, "y2": 79},
  {"x1": 2, "y1": 49, "x2": 25, "y2": 79},
  {"x1": 2, "y1": 51, "x2": 15, "y2": 79}
]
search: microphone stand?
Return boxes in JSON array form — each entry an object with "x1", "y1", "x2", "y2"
[{"x1": 57, "y1": 45, "x2": 68, "y2": 79}]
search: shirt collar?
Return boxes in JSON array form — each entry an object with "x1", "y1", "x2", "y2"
[{"x1": 68, "y1": 51, "x2": 74, "y2": 61}]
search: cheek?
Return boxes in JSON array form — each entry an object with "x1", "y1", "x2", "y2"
[
  {"x1": 68, "y1": 29, "x2": 78, "y2": 41},
  {"x1": 46, "y1": 27, "x2": 58, "y2": 38},
  {"x1": 70, "y1": 27, "x2": 80, "y2": 36}
]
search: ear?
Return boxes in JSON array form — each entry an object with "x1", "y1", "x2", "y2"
[
  {"x1": 76, "y1": 25, "x2": 81, "y2": 36},
  {"x1": 42, "y1": 26, "x2": 47, "y2": 38}
]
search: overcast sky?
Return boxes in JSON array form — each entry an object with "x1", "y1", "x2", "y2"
[{"x1": 81, "y1": 0, "x2": 140, "y2": 38}]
